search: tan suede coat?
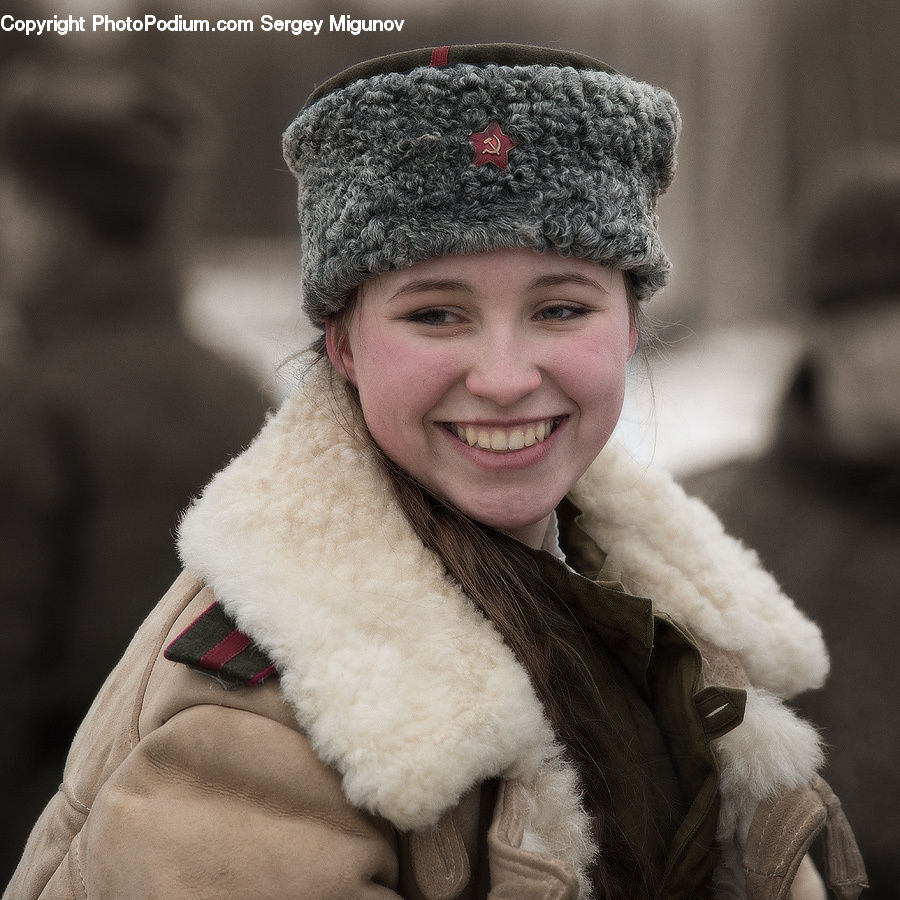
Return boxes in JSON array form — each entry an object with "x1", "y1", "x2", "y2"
[
  {"x1": 9, "y1": 573, "x2": 582, "y2": 899},
  {"x1": 6, "y1": 575, "x2": 862, "y2": 900},
  {"x1": 5, "y1": 363, "x2": 867, "y2": 899}
]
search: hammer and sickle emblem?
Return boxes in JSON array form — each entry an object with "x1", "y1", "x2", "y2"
[
  {"x1": 482, "y1": 134, "x2": 502, "y2": 155},
  {"x1": 468, "y1": 120, "x2": 516, "y2": 170}
]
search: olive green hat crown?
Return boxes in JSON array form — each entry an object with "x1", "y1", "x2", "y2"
[{"x1": 283, "y1": 43, "x2": 681, "y2": 327}]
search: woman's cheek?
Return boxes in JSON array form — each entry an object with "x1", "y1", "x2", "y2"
[{"x1": 558, "y1": 346, "x2": 627, "y2": 401}]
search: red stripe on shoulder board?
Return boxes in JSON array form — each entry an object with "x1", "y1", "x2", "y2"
[
  {"x1": 430, "y1": 46, "x2": 450, "y2": 67},
  {"x1": 249, "y1": 664, "x2": 277, "y2": 686},
  {"x1": 200, "y1": 629, "x2": 252, "y2": 671}
]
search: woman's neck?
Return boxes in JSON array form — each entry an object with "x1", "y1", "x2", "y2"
[{"x1": 502, "y1": 513, "x2": 553, "y2": 550}]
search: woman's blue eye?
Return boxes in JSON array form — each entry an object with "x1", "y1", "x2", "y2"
[
  {"x1": 538, "y1": 305, "x2": 586, "y2": 321},
  {"x1": 409, "y1": 308, "x2": 456, "y2": 325}
]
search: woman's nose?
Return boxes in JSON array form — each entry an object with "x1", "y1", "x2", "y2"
[{"x1": 464, "y1": 335, "x2": 542, "y2": 407}]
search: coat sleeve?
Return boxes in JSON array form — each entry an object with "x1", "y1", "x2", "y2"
[{"x1": 69, "y1": 703, "x2": 402, "y2": 899}]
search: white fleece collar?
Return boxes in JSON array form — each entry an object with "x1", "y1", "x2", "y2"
[
  {"x1": 569, "y1": 444, "x2": 828, "y2": 700},
  {"x1": 177, "y1": 360, "x2": 828, "y2": 871}
]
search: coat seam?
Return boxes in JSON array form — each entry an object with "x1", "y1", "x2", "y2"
[
  {"x1": 62, "y1": 783, "x2": 91, "y2": 816},
  {"x1": 71, "y1": 829, "x2": 88, "y2": 897}
]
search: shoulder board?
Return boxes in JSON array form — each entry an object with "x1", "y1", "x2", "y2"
[{"x1": 164, "y1": 600, "x2": 276, "y2": 686}]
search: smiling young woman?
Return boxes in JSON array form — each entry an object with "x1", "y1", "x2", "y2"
[{"x1": 7, "y1": 43, "x2": 866, "y2": 900}]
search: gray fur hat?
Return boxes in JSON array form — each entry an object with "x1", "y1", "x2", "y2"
[{"x1": 283, "y1": 43, "x2": 681, "y2": 327}]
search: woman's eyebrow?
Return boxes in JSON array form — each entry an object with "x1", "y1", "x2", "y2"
[
  {"x1": 386, "y1": 279, "x2": 475, "y2": 303},
  {"x1": 528, "y1": 273, "x2": 610, "y2": 293}
]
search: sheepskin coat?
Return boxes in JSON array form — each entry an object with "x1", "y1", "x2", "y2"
[{"x1": 5, "y1": 361, "x2": 864, "y2": 900}]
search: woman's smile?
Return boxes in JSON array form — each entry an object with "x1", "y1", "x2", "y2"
[{"x1": 435, "y1": 415, "x2": 569, "y2": 479}]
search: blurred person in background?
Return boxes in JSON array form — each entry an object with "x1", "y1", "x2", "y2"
[
  {"x1": 0, "y1": 59, "x2": 267, "y2": 880},
  {"x1": 684, "y1": 147, "x2": 900, "y2": 899}
]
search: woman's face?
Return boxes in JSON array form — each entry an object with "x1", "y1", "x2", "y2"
[{"x1": 327, "y1": 248, "x2": 637, "y2": 548}]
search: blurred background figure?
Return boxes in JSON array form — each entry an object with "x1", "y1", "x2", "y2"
[
  {"x1": 0, "y1": 60, "x2": 267, "y2": 880},
  {"x1": 683, "y1": 147, "x2": 900, "y2": 899}
]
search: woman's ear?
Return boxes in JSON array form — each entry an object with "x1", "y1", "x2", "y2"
[{"x1": 324, "y1": 317, "x2": 357, "y2": 385}]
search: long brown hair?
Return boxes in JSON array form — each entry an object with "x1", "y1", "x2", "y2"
[{"x1": 314, "y1": 273, "x2": 655, "y2": 899}]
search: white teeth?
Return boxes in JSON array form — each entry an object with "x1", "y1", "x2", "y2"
[
  {"x1": 450, "y1": 418, "x2": 557, "y2": 452},
  {"x1": 507, "y1": 430, "x2": 525, "y2": 450}
]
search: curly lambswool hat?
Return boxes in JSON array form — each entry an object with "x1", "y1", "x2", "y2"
[{"x1": 283, "y1": 43, "x2": 681, "y2": 327}]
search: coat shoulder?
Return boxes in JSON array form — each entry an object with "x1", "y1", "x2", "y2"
[{"x1": 163, "y1": 596, "x2": 276, "y2": 686}]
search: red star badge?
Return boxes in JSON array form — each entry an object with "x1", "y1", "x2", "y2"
[{"x1": 468, "y1": 120, "x2": 516, "y2": 170}]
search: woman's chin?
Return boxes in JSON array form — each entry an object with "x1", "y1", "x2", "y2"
[{"x1": 458, "y1": 501, "x2": 555, "y2": 549}]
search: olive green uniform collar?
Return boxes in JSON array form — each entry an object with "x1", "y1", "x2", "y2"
[{"x1": 524, "y1": 497, "x2": 745, "y2": 897}]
